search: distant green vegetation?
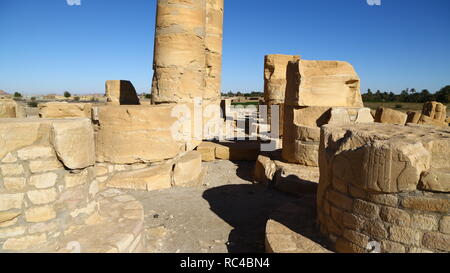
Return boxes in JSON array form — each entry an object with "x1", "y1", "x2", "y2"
[
  {"x1": 222, "y1": 91, "x2": 264, "y2": 98},
  {"x1": 362, "y1": 85, "x2": 450, "y2": 104},
  {"x1": 64, "y1": 91, "x2": 71, "y2": 98}
]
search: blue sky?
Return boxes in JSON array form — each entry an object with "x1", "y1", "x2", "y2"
[{"x1": 0, "y1": 0, "x2": 449, "y2": 95}]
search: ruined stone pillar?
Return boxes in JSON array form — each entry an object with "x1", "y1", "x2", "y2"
[
  {"x1": 204, "y1": 0, "x2": 224, "y2": 102},
  {"x1": 152, "y1": 0, "x2": 207, "y2": 104}
]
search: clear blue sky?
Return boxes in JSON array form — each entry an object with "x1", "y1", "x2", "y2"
[{"x1": 0, "y1": 0, "x2": 449, "y2": 96}]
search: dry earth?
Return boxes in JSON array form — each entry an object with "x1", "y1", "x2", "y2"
[{"x1": 128, "y1": 160, "x2": 299, "y2": 253}]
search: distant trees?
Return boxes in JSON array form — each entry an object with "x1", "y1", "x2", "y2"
[
  {"x1": 362, "y1": 86, "x2": 449, "y2": 104},
  {"x1": 13, "y1": 92, "x2": 22, "y2": 98},
  {"x1": 64, "y1": 91, "x2": 71, "y2": 98},
  {"x1": 222, "y1": 91, "x2": 264, "y2": 97}
]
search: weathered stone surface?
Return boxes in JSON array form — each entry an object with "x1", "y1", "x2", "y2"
[
  {"x1": 65, "y1": 169, "x2": 89, "y2": 188},
  {"x1": 105, "y1": 80, "x2": 140, "y2": 105},
  {"x1": 0, "y1": 99, "x2": 24, "y2": 118},
  {"x1": 0, "y1": 212, "x2": 21, "y2": 226},
  {"x1": 406, "y1": 111, "x2": 421, "y2": 124},
  {"x1": 0, "y1": 194, "x2": 24, "y2": 211},
  {"x1": 107, "y1": 164, "x2": 172, "y2": 191},
  {"x1": 285, "y1": 60, "x2": 363, "y2": 108},
  {"x1": 205, "y1": 0, "x2": 224, "y2": 101},
  {"x1": 51, "y1": 118, "x2": 95, "y2": 169},
  {"x1": 29, "y1": 159, "x2": 62, "y2": 173},
  {"x1": 401, "y1": 195, "x2": 450, "y2": 213},
  {"x1": 418, "y1": 114, "x2": 448, "y2": 127},
  {"x1": 273, "y1": 161, "x2": 320, "y2": 196},
  {"x1": 17, "y1": 145, "x2": 54, "y2": 160},
  {"x1": 422, "y1": 232, "x2": 450, "y2": 251},
  {"x1": 264, "y1": 54, "x2": 300, "y2": 104},
  {"x1": 422, "y1": 101, "x2": 447, "y2": 122},
  {"x1": 3, "y1": 177, "x2": 26, "y2": 191},
  {"x1": 2, "y1": 233, "x2": 47, "y2": 251},
  {"x1": 197, "y1": 142, "x2": 217, "y2": 162},
  {"x1": 152, "y1": 0, "x2": 206, "y2": 104},
  {"x1": 95, "y1": 105, "x2": 191, "y2": 164},
  {"x1": 374, "y1": 107, "x2": 408, "y2": 125},
  {"x1": 27, "y1": 188, "x2": 58, "y2": 205},
  {"x1": 419, "y1": 169, "x2": 450, "y2": 192},
  {"x1": 0, "y1": 164, "x2": 24, "y2": 176},
  {"x1": 355, "y1": 108, "x2": 375, "y2": 123},
  {"x1": 440, "y1": 216, "x2": 450, "y2": 234},
  {"x1": 25, "y1": 205, "x2": 56, "y2": 223},
  {"x1": 215, "y1": 142, "x2": 260, "y2": 161},
  {"x1": 39, "y1": 102, "x2": 92, "y2": 118},
  {"x1": 29, "y1": 173, "x2": 58, "y2": 189},
  {"x1": 253, "y1": 155, "x2": 277, "y2": 185},
  {"x1": 173, "y1": 151, "x2": 203, "y2": 187}
]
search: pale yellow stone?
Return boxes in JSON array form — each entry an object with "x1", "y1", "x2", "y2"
[
  {"x1": 39, "y1": 102, "x2": 92, "y2": 118},
  {"x1": 29, "y1": 172, "x2": 58, "y2": 189},
  {"x1": 0, "y1": 193, "x2": 24, "y2": 211},
  {"x1": 253, "y1": 155, "x2": 277, "y2": 185},
  {"x1": 105, "y1": 80, "x2": 140, "y2": 105},
  {"x1": 51, "y1": 118, "x2": 95, "y2": 169},
  {"x1": 173, "y1": 151, "x2": 202, "y2": 187},
  {"x1": 65, "y1": 169, "x2": 89, "y2": 188},
  {"x1": 1, "y1": 153, "x2": 17, "y2": 163},
  {"x1": 17, "y1": 145, "x2": 55, "y2": 160},
  {"x1": 107, "y1": 163, "x2": 172, "y2": 191},
  {"x1": 264, "y1": 54, "x2": 301, "y2": 104},
  {"x1": 27, "y1": 188, "x2": 57, "y2": 205},
  {"x1": 0, "y1": 226, "x2": 26, "y2": 239},
  {"x1": 3, "y1": 177, "x2": 26, "y2": 191},
  {"x1": 285, "y1": 60, "x2": 363, "y2": 107},
  {"x1": 0, "y1": 164, "x2": 24, "y2": 176},
  {"x1": 2, "y1": 233, "x2": 47, "y2": 251},
  {"x1": 374, "y1": 107, "x2": 407, "y2": 125},
  {"x1": 29, "y1": 159, "x2": 62, "y2": 173},
  {"x1": 0, "y1": 212, "x2": 21, "y2": 226},
  {"x1": 25, "y1": 205, "x2": 56, "y2": 223}
]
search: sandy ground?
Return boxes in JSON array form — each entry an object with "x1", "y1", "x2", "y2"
[{"x1": 129, "y1": 160, "x2": 298, "y2": 253}]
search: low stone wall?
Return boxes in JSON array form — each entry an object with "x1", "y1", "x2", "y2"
[
  {"x1": 93, "y1": 105, "x2": 201, "y2": 165},
  {"x1": 282, "y1": 106, "x2": 374, "y2": 166},
  {"x1": 38, "y1": 102, "x2": 92, "y2": 119},
  {"x1": 94, "y1": 151, "x2": 204, "y2": 191},
  {"x1": 0, "y1": 118, "x2": 98, "y2": 251},
  {"x1": 317, "y1": 123, "x2": 450, "y2": 253},
  {"x1": 0, "y1": 100, "x2": 26, "y2": 118}
]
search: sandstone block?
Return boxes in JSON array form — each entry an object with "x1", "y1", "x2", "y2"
[
  {"x1": 65, "y1": 169, "x2": 89, "y2": 188},
  {"x1": 285, "y1": 60, "x2": 363, "y2": 108},
  {"x1": 380, "y1": 206, "x2": 410, "y2": 227},
  {"x1": 264, "y1": 54, "x2": 300, "y2": 104},
  {"x1": 27, "y1": 188, "x2": 58, "y2": 205},
  {"x1": 0, "y1": 119, "x2": 50, "y2": 160},
  {"x1": 173, "y1": 151, "x2": 203, "y2": 187},
  {"x1": 95, "y1": 105, "x2": 189, "y2": 164},
  {"x1": 107, "y1": 164, "x2": 172, "y2": 191},
  {"x1": 215, "y1": 142, "x2": 260, "y2": 161},
  {"x1": 3, "y1": 177, "x2": 26, "y2": 191},
  {"x1": 422, "y1": 232, "x2": 450, "y2": 251},
  {"x1": 353, "y1": 199, "x2": 380, "y2": 220},
  {"x1": 105, "y1": 80, "x2": 140, "y2": 105},
  {"x1": 25, "y1": 205, "x2": 56, "y2": 223},
  {"x1": 2, "y1": 233, "x2": 47, "y2": 251},
  {"x1": 422, "y1": 101, "x2": 447, "y2": 122},
  {"x1": 253, "y1": 155, "x2": 276, "y2": 185},
  {"x1": 39, "y1": 102, "x2": 92, "y2": 118},
  {"x1": 389, "y1": 226, "x2": 420, "y2": 246},
  {"x1": 197, "y1": 142, "x2": 217, "y2": 162},
  {"x1": 418, "y1": 114, "x2": 448, "y2": 127},
  {"x1": 406, "y1": 111, "x2": 421, "y2": 124},
  {"x1": 17, "y1": 145, "x2": 55, "y2": 161},
  {"x1": 29, "y1": 159, "x2": 62, "y2": 173},
  {"x1": 374, "y1": 107, "x2": 407, "y2": 125},
  {"x1": 51, "y1": 118, "x2": 95, "y2": 169},
  {"x1": 0, "y1": 164, "x2": 24, "y2": 176},
  {"x1": 411, "y1": 214, "x2": 438, "y2": 231},
  {"x1": 29, "y1": 173, "x2": 58, "y2": 189},
  {"x1": 401, "y1": 195, "x2": 450, "y2": 213},
  {"x1": 440, "y1": 216, "x2": 450, "y2": 234},
  {"x1": 355, "y1": 108, "x2": 375, "y2": 123},
  {"x1": 0, "y1": 212, "x2": 21, "y2": 226},
  {"x1": 0, "y1": 193, "x2": 23, "y2": 211},
  {"x1": 419, "y1": 168, "x2": 450, "y2": 192}
]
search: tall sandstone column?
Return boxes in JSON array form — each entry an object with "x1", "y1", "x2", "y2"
[
  {"x1": 152, "y1": 0, "x2": 207, "y2": 104},
  {"x1": 204, "y1": 0, "x2": 224, "y2": 102}
]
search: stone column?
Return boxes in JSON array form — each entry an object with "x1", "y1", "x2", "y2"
[
  {"x1": 152, "y1": 0, "x2": 207, "y2": 104},
  {"x1": 204, "y1": 0, "x2": 224, "y2": 102}
]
